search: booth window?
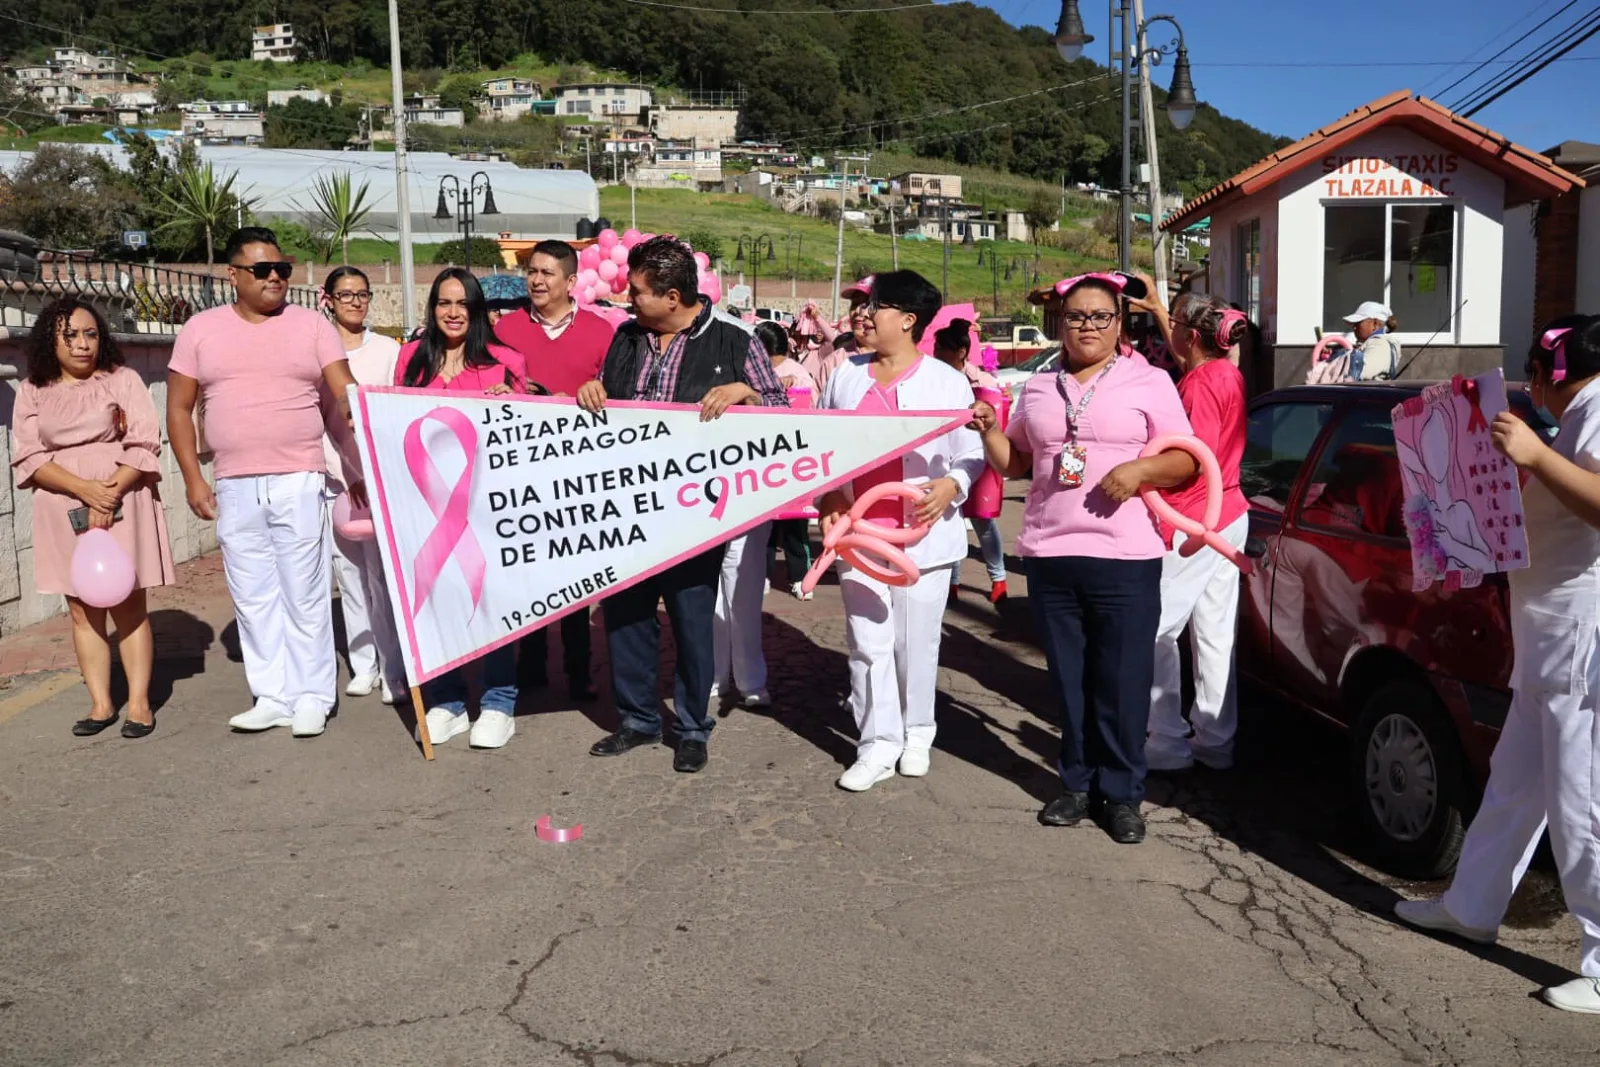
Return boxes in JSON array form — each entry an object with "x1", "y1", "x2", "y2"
[
  {"x1": 1234, "y1": 219, "x2": 1261, "y2": 322},
  {"x1": 1323, "y1": 203, "x2": 1457, "y2": 335}
]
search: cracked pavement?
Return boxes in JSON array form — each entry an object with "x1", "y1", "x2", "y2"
[{"x1": 1, "y1": 499, "x2": 1597, "y2": 1067}]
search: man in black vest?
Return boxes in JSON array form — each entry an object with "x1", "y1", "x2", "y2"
[{"x1": 577, "y1": 236, "x2": 788, "y2": 773}]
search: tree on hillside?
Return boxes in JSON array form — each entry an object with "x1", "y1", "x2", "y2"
[
  {"x1": 266, "y1": 98, "x2": 362, "y2": 149},
  {"x1": 305, "y1": 172, "x2": 374, "y2": 263},
  {"x1": 1023, "y1": 190, "x2": 1059, "y2": 246},
  {"x1": 154, "y1": 162, "x2": 251, "y2": 265},
  {"x1": 436, "y1": 75, "x2": 481, "y2": 123},
  {"x1": 0, "y1": 145, "x2": 138, "y2": 251}
]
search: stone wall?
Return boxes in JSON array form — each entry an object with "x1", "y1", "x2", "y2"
[{"x1": 0, "y1": 329, "x2": 219, "y2": 633}]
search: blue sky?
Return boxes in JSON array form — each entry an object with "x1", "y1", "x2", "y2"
[{"x1": 987, "y1": 0, "x2": 1599, "y2": 150}]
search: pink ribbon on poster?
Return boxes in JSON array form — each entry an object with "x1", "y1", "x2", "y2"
[{"x1": 403, "y1": 406, "x2": 487, "y2": 620}]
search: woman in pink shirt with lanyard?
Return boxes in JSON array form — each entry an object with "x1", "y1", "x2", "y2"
[
  {"x1": 1133, "y1": 293, "x2": 1250, "y2": 773},
  {"x1": 394, "y1": 268, "x2": 527, "y2": 751},
  {"x1": 970, "y1": 272, "x2": 1195, "y2": 844}
]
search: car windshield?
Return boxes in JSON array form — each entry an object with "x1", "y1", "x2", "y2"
[{"x1": 1015, "y1": 346, "x2": 1061, "y2": 373}]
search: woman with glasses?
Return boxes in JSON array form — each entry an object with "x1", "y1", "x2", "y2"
[
  {"x1": 969, "y1": 273, "x2": 1195, "y2": 844},
  {"x1": 816, "y1": 270, "x2": 985, "y2": 792},
  {"x1": 394, "y1": 268, "x2": 527, "y2": 750},
  {"x1": 320, "y1": 266, "x2": 406, "y2": 706},
  {"x1": 1126, "y1": 292, "x2": 1251, "y2": 773}
]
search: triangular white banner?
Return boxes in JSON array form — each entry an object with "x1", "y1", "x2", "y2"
[{"x1": 351, "y1": 388, "x2": 969, "y2": 683}]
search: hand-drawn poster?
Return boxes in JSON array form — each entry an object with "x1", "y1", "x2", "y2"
[{"x1": 1390, "y1": 370, "x2": 1528, "y2": 592}]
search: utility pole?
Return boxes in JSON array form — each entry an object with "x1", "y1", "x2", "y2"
[
  {"x1": 1133, "y1": 0, "x2": 1167, "y2": 296},
  {"x1": 831, "y1": 154, "x2": 869, "y2": 321},
  {"x1": 1117, "y1": 0, "x2": 1133, "y2": 273},
  {"x1": 387, "y1": 0, "x2": 416, "y2": 334},
  {"x1": 889, "y1": 180, "x2": 900, "y2": 270},
  {"x1": 629, "y1": 159, "x2": 637, "y2": 230}
]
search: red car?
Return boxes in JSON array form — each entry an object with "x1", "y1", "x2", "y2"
[{"x1": 1239, "y1": 381, "x2": 1556, "y2": 878}]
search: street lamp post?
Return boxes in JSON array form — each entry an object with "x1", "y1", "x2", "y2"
[
  {"x1": 784, "y1": 233, "x2": 804, "y2": 298},
  {"x1": 735, "y1": 233, "x2": 776, "y2": 308},
  {"x1": 1054, "y1": 1, "x2": 1198, "y2": 274},
  {"x1": 433, "y1": 170, "x2": 500, "y2": 272}
]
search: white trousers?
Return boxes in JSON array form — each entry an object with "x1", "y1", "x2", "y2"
[
  {"x1": 840, "y1": 563, "x2": 952, "y2": 766},
  {"x1": 1442, "y1": 665, "x2": 1600, "y2": 976},
  {"x1": 215, "y1": 472, "x2": 336, "y2": 713},
  {"x1": 1148, "y1": 515, "x2": 1248, "y2": 759},
  {"x1": 332, "y1": 526, "x2": 404, "y2": 689},
  {"x1": 713, "y1": 524, "x2": 771, "y2": 694}
]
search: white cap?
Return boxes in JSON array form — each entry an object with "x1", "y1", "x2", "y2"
[{"x1": 1343, "y1": 301, "x2": 1392, "y2": 324}]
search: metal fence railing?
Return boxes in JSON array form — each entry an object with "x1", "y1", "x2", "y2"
[{"x1": 0, "y1": 256, "x2": 321, "y2": 336}]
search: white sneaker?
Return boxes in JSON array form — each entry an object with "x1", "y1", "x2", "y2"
[
  {"x1": 1393, "y1": 898, "x2": 1497, "y2": 945},
  {"x1": 742, "y1": 689, "x2": 771, "y2": 708},
  {"x1": 291, "y1": 704, "x2": 329, "y2": 738},
  {"x1": 344, "y1": 671, "x2": 379, "y2": 697},
  {"x1": 1542, "y1": 976, "x2": 1600, "y2": 1014},
  {"x1": 837, "y1": 760, "x2": 895, "y2": 792},
  {"x1": 1145, "y1": 739, "x2": 1195, "y2": 772},
  {"x1": 898, "y1": 749, "x2": 930, "y2": 777},
  {"x1": 380, "y1": 678, "x2": 399, "y2": 705},
  {"x1": 709, "y1": 681, "x2": 727, "y2": 702},
  {"x1": 228, "y1": 700, "x2": 292, "y2": 732},
  {"x1": 420, "y1": 707, "x2": 470, "y2": 745},
  {"x1": 789, "y1": 581, "x2": 813, "y2": 602},
  {"x1": 469, "y1": 709, "x2": 516, "y2": 749}
]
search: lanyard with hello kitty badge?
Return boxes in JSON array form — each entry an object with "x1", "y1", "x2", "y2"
[{"x1": 1055, "y1": 355, "x2": 1117, "y2": 489}]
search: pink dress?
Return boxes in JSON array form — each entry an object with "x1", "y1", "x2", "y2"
[{"x1": 12, "y1": 366, "x2": 176, "y2": 596}]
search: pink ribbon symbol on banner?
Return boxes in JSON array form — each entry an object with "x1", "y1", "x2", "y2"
[{"x1": 403, "y1": 406, "x2": 486, "y2": 619}]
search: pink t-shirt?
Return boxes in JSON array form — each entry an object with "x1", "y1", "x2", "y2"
[
  {"x1": 771, "y1": 357, "x2": 818, "y2": 395},
  {"x1": 852, "y1": 360, "x2": 923, "y2": 528},
  {"x1": 169, "y1": 303, "x2": 345, "y2": 479},
  {"x1": 1006, "y1": 357, "x2": 1192, "y2": 560},
  {"x1": 1160, "y1": 356, "x2": 1248, "y2": 545},
  {"x1": 392, "y1": 341, "x2": 527, "y2": 394}
]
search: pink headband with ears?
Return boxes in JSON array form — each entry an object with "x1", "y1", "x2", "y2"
[
  {"x1": 1055, "y1": 272, "x2": 1128, "y2": 296},
  {"x1": 1543, "y1": 327, "x2": 1573, "y2": 383}
]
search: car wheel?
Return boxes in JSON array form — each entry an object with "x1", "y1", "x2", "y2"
[{"x1": 1349, "y1": 678, "x2": 1467, "y2": 879}]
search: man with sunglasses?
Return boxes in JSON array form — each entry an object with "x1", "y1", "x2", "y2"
[{"x1": 167, "y1": 227, "x2": 357, "y2": 739}]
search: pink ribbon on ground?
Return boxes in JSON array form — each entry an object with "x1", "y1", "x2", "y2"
[
  {"x1": 535, "y1": 816, "x2": 583, "y2": 843},
  {"x1": 403, "y1": 406, "x2": 487, "y2": 620}
]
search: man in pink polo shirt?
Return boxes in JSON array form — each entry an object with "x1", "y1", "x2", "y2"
[{"x1": 167, "y1": 227, "x2": 357, "y2": 738}]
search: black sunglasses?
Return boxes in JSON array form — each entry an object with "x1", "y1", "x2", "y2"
[{"x1": 232, "y1": 261, "x2": 293, "y2": 280}]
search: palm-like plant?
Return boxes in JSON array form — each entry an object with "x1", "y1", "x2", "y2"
[
  {"x1": 154, "y1": 162, "x2": 248, "y2": 266},
  {"x1": 306, "y1": 173, "x2": 373, "y2": 264}
]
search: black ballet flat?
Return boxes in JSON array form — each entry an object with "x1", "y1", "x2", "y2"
[
  {"x1": 72, "y1": 713, "x2": 119, "y2": 737},
  {"x1": 121, "y1": 719, "x2": 155, "y2": 739}
]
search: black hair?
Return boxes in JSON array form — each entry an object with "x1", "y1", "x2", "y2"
[
  {"x1": 323, "y1": 265, "x2": 370, "y2": 296},
  {"x1": 627, "y1": 236, "x2": 701, "y2": 306},
  {"x1": 1528, "y1": 314, "x2": 1600, "y2": 383},
  {"x1": 529, "y1": 239, "x2": 578, "y2": 277},
  {"x1": 26, "y1": 295, "x2": 123, "y2": 387},
  {"x1": 933, "y1": 319, "x2": 972, "y2": 356},
  {"x1": 224, "y1": 226, "x2": 280, "y2": 262},
  {"x1": 754, "y1": 320, "x2": 789, "y2": 358},
  {"x1": 403, "y1": 268, "x2": 502, "y2": 387},
  {"x1": 871, "y1": 269, "x2": 942, "y2": 343}
]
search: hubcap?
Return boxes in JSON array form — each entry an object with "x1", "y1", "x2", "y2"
[{"x1": 1365, "y1": 713, "x2": 1438, "y2": 843}]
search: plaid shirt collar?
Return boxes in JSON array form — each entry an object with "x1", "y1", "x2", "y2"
[{"x1": 533, "y1": 304, "x2": 576, "y2": 333}]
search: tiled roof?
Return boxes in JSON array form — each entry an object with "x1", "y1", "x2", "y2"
[{"x1": 1162, "y1": 91, "x2": 1584, "y2": 232}]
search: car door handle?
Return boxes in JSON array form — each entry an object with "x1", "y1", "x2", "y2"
[{"x1": 1244, "y1": 537, "x2": 1269, "y2": 560}]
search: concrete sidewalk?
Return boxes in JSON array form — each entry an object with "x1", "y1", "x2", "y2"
[{"x1": 0, "y1": 508, "x2": 1595, "y2": 1066}]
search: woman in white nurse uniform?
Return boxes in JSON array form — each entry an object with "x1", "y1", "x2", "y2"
[
  {"x1": 1395, "y1": 315, "x2": 1600, "y2": 1013},
  {"x1": 816, "y1": 270, "x2": 985, "y2": 792}
]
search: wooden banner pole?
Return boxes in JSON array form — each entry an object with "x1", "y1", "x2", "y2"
[{"x1": 412, "y1": 686, "x2": 435, "y2": 760}]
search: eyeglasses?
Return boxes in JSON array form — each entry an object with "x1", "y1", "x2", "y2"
[
  {"x1": 1061, "y1": 310, "x2": 1118, "y2": 330},
  {"x1": 331, "y1": 290, "x2": 373, "y2": 305},
  {"x1": 864, "y1": 299, "x2": 906, "y2": 316},
  {"x1": 232, "y1": 261, "x2": 293, "y2": 280}
]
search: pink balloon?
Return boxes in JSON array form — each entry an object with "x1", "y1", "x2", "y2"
[
  {"x1": 621, "y1": 229, "x2": 642, "y2": 249},
  {"x1": 578, "y1": 268, "x2": 600, "y2": 289},
  {"x1": 693, "y1": 251, "x2": 710, "y2": 269},
  {"x1": 1139, "y1": 434, "x2": 1253, "y2": 575},
  {"x1": 800, "y1": 483, "x2": 932, "y2": 595},
  {"x1": 597, "y1": 229, "x2": 619, "y2": 250},
  {"x1": 333, "y1": 493, "x2": 375, "y2": 541},
  {"x1": 610, "y1": 273, "x2": 628, "y2": 294},
  {"x1": 578, "y1": 245, "x2": 602, "y2": 270},
  {"x1": 700, "y1": 273, "x2": 722, "y2": 305},
  {"x1": 588, "y1": 284, "x2": 606, "y2": 304},
  {"x1": 609, "y1": 243, "x2": 629, "y2": 265},
  {"x1": 69, "y1": 528, "x2": 136, "y2": 608},
  {"x1": 597, "y1": 259, "x2": 619, "y2": 282}
]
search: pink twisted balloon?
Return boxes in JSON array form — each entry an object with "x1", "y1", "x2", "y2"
[
  {"x1": 1138, "y1": 434, "x2": 1252, "y2": 575},
  {"x1": 799, "y1": 482, "x2": 933, "y2": 594}
]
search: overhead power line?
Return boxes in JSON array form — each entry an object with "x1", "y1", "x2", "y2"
[
  {"x1": 1449, "y1": 5, "x2": 1600, "y2": 116},
  {"x1": 1418, "y1": 0, "x2": 1575, "y2": 94},
  {"x1": 1432, "y1": 0, "x2": 1585, "y2": 102}
]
